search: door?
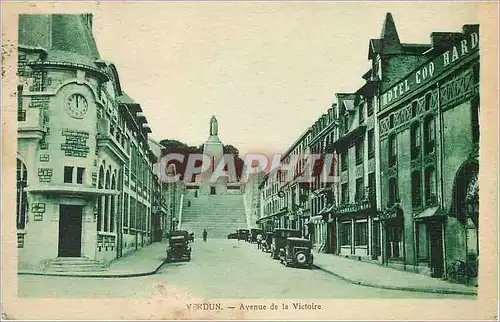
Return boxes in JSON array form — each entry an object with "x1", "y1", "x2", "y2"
[
  {"x1": 210, "y1": 187, "x2": 216, "y2": 195},
  {"x1": 428, "y1": 222, "x2": 444, "y2": 278},
  {"x1": 58, "y1": 205, "x2": 83, "y2": 257},
  {"x1": 329, "y1": 222, "x2": 336, "y2": 254}
]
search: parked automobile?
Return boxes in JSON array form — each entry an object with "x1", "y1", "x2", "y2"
[
  {"x1": 271, "y1": 228, "x2": 301, "y2": 259},
  {"x1": 249, "y1": 228, "x2": 263, "y2": 243},
  {"x1": 227, "y1": 232, "x2": 239, "y2": 239},
  {"x1": 279, "y1": 237, "x2": 313, "y2": 268},
  {"x1": 237, "y1": 229, "x2": 250, "y2": 241},
  {"x1": 166, "y1": 230, "x2": 191, "y2": 262},
  {"x1": 262, "y1": 232, "x2": 273, "y2": 252}
]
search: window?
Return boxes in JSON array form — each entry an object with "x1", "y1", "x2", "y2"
[
  {"x1": 355, "y1": 139, "x2": 363, "y2": 165},
  {"x1": 367, "y1": 97, "x2": 374, "y2": 116},
  {"x1": 16, "y1": 159, "x2": 28, "y2": 230},
  {"x1": 388, "y1": 177, "x2": 398, "y2": 205},
  {"x1": 372, "y1": 220, "x2": 381, "y2": 256},
  {"x1": 355, "y1": 221, "x2": 368, "y2": 246},
  {"x1": 424, "y1": 93, "x2": 432, "y2": 111},
  {"x1": 76, "y1": 167, "x2": 85, "y2": 184},
  {"x1": 388, "y1": 134, "x2": 397, "y2": 167},
  {"x1": 341, "y1": 222, "x2": 352, "y2": 246},
  {"x1": 359, "y1": 103, "x2": 365, "y2": 124},
  {"x1": 425, "y1": 166, "x2": 436, "y2": 204},
  {"x1": 17, "y1": 85, "x2": 25, "y2": 121},
  {"x1": 123, "y1": 193, "x2": 129, "y2": 228},
  {"x1": 64, "y1": 166, "x2": 74, "y2": 183},
  {"x1": 472, "y1": 97, "x2": 480, "y2": 144},
  {"x1": 387, "y1": 226, "x2": 402, "y2": 258},
  {"x1": 368, "y1": 130, "x2": 375, "y2": 159},
  {"x1": 341, "y1": 183, "x2": 349, "y2": 203},
  {"x1": 341, "y1": 150, "x2": 348, "y2": 171},
  {"x1": 130, "y1": 197, "x2": 136, "y2": 230},
  {"x1": 411, "y1": 100, "x2": 418, "y2": 118},
  {"x1": 416, "y1": 223, "x2": 428, "y2": 260},
  {"x1": 368, "y1": 173, "x2": 376, "y2": 203},
  {"x1": 355, "y1": 178, "x2": 364, "y2": 201},
  {"x1": 411, "y1": 171, "x2": 422, "y2": 208},
  {"x1": 424, "y1": 116, "x2": 435, "y2": 154},
  {"x1": 411, "y1": 122, "x2": 421, "y2": 159},
  {"x1": 343, "y1": 113, "x2": 349, "y2": 134}
]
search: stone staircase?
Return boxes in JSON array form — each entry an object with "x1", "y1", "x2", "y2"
[
  {"x1": 180, "y1": 194, "x2": 248, "y2": 238},
  {"x1": 44, "y1": 257, "x2": 108, "y2": 273}
]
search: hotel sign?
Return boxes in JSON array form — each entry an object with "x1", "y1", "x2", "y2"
[{"x1": 381, "y1": 30, "x2": 479, "y2": 110}]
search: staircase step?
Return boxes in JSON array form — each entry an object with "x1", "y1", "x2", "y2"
[{"x1": 44, "y1": 257, "x2": 108, "y2": 273}]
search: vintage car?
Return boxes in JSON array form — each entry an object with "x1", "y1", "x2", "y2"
[
  {"x1": 262, "y1": 232, "x2": 273, "y2": 252},
  {"x1": 237, "y1": 229, "x2": 250, "y2": 241},
  {"x1": 166, "y1": 230, "x2": 191, "y2": 262},
  {"x1": 271, "y1": 228, "x2": 302, "y2": 259},
  {"x1": 227, "y1": 232, "x2": 239, "y2": 239},
  {"x1": 279, "y1": 237, "x2": 313, "y2": 268},
  {"x1": 249, "y1": 228, "x2": 263, "y2": 243},
  {"x1": 188, "y1": 232, "x2": 195, "y2": 242}
]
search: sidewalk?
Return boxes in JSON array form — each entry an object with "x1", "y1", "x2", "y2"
[
  {"x1": 18, "y1": 242, "x2": 167, "y2": 278},
  {"x1": 313, "y1": 253, "x2": 477, "y2": 295}
]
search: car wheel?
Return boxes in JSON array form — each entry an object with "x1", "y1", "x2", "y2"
[{"x1": 295, "y1": 252, "x2": 307, "y2": 265}]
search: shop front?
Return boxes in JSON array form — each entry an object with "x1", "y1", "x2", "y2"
[
  {"x1": 413, "y1": 206, "x2": 446, "y2": 277},
  {"x1": 447, "y1": 161, "x2": 479, "y2": 285},
  {"x1": 379, "y1": 204, "x2": 405, "y2": 268}
]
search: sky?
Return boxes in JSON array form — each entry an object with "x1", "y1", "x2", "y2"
[{"x1": 92, "y1": 2, "x2": 480, "y2": 156}]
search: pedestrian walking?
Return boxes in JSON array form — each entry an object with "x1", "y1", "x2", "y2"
[
  {"x1": 256, "y1": 233, "x2": 262, "y2": 250},
  {"x1": 202, "y1": 229, "x2": 208, "y2": 242}
]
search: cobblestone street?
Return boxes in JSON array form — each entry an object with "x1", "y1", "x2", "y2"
[{"x1": 19, "y1": 239, "x2": 475, "y2": 299}]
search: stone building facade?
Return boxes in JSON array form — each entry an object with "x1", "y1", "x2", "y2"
[
  {"x1": 16, "y1": 14, "x2": 163, "y2": 270},
  {"x1": 307, "y1": 107, "x2": 337, "y2": 249},
  {"x1": 255, "y1": 13, "x2": 480, "y2": 286},
  {"x1": 377, "y1": 23, "x2": 479, "y2": 284}
]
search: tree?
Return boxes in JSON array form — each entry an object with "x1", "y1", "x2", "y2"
[{"x1": 223, "y1": 144, "x2": 240, "y2": 158}]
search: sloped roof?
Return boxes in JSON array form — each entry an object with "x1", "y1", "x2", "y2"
[{"x1": 19, "y1": 14, "x2": 100, "y2": 67}]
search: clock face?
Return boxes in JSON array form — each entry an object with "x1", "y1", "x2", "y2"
[{"x1": 66, "y1": 94, "x2": 88, "y2": 118}]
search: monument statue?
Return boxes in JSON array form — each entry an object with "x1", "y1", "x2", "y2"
[{"x1": 210, "y1": 115, "x2": 218, "y2": 136}]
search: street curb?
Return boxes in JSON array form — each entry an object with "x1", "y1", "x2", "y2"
[
  {"x1": 313, "y1": 264, "x2": 477, "y2": 296},
  {"x1": 18, "y1": 260, "x2": 167, "y2": 278}
]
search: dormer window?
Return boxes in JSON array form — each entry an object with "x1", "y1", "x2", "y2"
[{"x1": 367, "y1": 97, "x2": 374, "y2": 116}]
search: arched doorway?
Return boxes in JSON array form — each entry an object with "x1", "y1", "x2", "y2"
[{"x1": 451, "y1": 161, "x2": 479, "y2": 283}]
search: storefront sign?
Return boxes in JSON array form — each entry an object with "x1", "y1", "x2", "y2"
[
  {"x1": 381, "y1": 30, "x2": 479, "y2": 110},
  {"x1": 31, "y1": 203, "x2": 45, "y2": 221},
  {"x1": 38, "y1": 168, "x2": 53, "y2": 182},
  {"x1": 61, "y1": 128, "x2": 90, "y2": 158},
  {"x1": 39, "y1": 154, "x2": 50, "y2": 162}
]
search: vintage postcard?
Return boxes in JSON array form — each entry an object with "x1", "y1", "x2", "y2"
[{"x1": 1, "y1": 1, "x2": 498, "y2": 320}]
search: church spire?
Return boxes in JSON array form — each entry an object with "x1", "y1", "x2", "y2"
[{"x1": 380, "y1": 12, "x2": 403, "y2": 54}]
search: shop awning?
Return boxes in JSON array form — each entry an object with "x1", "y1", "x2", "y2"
[
  {"x1": 317, "y1": 204, "x2": 335, "y2": 215},
  {"x1": 414, "y1": 206, "x2": 446, "y2": 221},
  {"x1": 317, "y1": 206, "x2": 328, "y2": 215}
]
